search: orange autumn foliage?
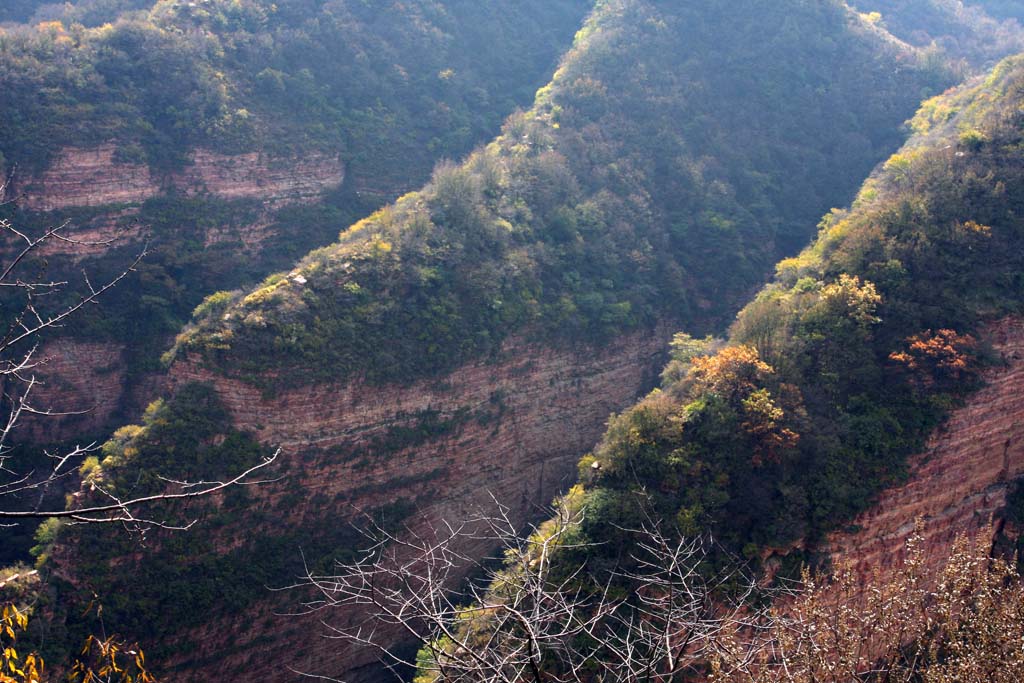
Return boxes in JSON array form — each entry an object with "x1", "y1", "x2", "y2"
[{"x1": 890, "y1": 329, "x2": 978, "y2": 388}]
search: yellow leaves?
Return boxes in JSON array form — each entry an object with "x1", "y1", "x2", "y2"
[
  {"x1": 70, "y1": 634, "x2": 157, "y2": 683},
  {"x1": 958, "y1": 128, "x2": 989, "y2": 151},
  {"x1": 0, "y1": 606, "x2": 26, "y2": 632},
  {"x1": 774, "y1": 253, "x2": 816, "y2": 286},
  {"x1": 112, "y1": 424, "x2": 145, "y2": 442},
  {"x1": 957, "y1": 219, "x2": 991, "y2": 238},
  {"x1": 740, "y1": 388, "x2": 800, "y2": 465},
  {"x1": 741, "y1": 388, "x2": 784, "y2": 428},
  {"x1": 35, "y1": 21, "x2": 66, "y2": 34},
  {"x1": 688, "y1": 345, "x2": 774, "y2": 400},
  {"x1": 819, "y1": 274, "x2": 881, "y2": 326},
  {"x1": 912, "y1": 92, "x2": 958, "y2": 135},
  {"x1": 1, "y1": 604, "x2": 43, "y2": 683},
  {"x1": 883, "y1": 151, "x2": 921, "y2": 184},
  {"x1": 78, "y1": 456, "x2": 102, "y2": 480},
  {"x1": 241, "y1": 278, "x2": 288, "y2": 307},
  {"x1": 686, "y1": 345, "x2": 801, "y2": 464}
]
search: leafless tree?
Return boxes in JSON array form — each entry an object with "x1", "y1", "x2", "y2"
[
  {"x1": 293, "y1": 487, "x2": 1024, "y2": 683},
  {"x1": 594, "y1": 526, "x2": 765, "y2": 682},
  {"x1": 0, "y1": 178, "x2": 277, "y2": 527},
  {"x1": 716, "y1": 526, "x2": 1024, "y2": 683},
  {"x1": 293, "y1": 495, "x2": 770, "y2": 683}
]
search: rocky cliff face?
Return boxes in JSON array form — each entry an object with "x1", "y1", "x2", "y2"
[
  {"x1": 132, "y1": 315, "x2": 1024, "y2": 680},
  {"x1": 2, "y1": 145, "x2": 345, "y2": 442},
  {"x1": 7, "y1": 145, "x2": 344, "y2": 213},
  {"x1": 15, "y1": 340, "x2": 128, "y2": 442},
  {"x1": 151, "y1": 325, "x2": 671, "y2": 681},
  {"x1": 819, "y1": 316, "x2": 1024, "y2": 586},
  {"x1": 14, "y1": 339, "x2": 169, "y2": 442}
]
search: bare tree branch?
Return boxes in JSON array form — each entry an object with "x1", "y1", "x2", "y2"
[
  {"x1": 0, "y1": 209, "x2": 277, "y2": 528},
  {"x1": 290, "y1": 497, "x2": 772, "y2": 683}
]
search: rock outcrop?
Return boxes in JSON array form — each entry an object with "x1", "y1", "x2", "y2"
[
  {"x1": 17, "y1": 340, "x2": 126, "y2": 442},
  {"x1": 7, "y1": 145, "x2": 344, "y2": 213},
  {"x1": 147, "y1": 316, "x2": 1024, "y2": 680},
  {"x1": 153, "y1": 324, "x2": 671, "y2": 681},
  {"x1": 16, "y1": 339, "x2": 167, "y2": 443},
  {"x1": 1, "y1": 145, "x2": 345, "y2": 442},
  {"x1": 821, "y1": 316, "x2": 1024, "y2": 584}
]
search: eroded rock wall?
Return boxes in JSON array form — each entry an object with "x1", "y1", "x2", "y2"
[
  {"x1": 154, "y1": 325, "x2": 672, "y2": 681},
  {"x1": 14, "y1": 339, "x2": 128, "y2": 443},
  {"x1": 1, "y1": 145, "x2": 344, "y2": 442},
  {"x1": 13, "y1": 339, "x2": 170, "y2": 443},
  {"x1": 8, "y1": 145, "x2": 344, "y2": 213}
]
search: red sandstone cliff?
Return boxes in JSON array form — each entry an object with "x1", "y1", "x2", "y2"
[
  {"x1": 48, "y1": 315, "x2": 1024, "y2": 679},
  {"x1": 15, "y1": 339, "x2": 170, "y2": 443},
  {"x1": 7, "y1": 145, "x2": 344, "y2": 213},
  {"x1": 1, "y1": 145, "x2": 345, "y2": 442},
  {"x1": 139, "y1": 325, "x2": 671, "y2": 681},
  {"x1": 817, "y1": 316, "x2": 1024, "y2": 587},
  {"x1": 0, "y1": 145, "x2": 343, "y2": 261}
]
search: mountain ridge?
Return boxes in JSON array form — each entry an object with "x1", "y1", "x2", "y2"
[{"x1": 27, "y1": 1, "x2": 974, "y2": 679}]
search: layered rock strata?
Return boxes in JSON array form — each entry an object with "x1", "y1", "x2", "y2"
[
  {"x1": 7, "y1": 145, "x2": 344, "y2": 213},
  {"x1": 16, "y1": 340, "x2": 128, "y2": 442},
  {"x1": 157, "y1": 325, "x2": 672, "y2": 681},
  {"x1": 1, "y1": 145, "x2": 344, "y2": 441},
  {"x1": 14, "y1": 339, "x2": 171, "y2": 443}
]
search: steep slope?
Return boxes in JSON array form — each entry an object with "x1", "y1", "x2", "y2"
[
  {"x1": 0, "y1": 1, "x2": 53, "y2": 23},
  {"x1": 573, "y1": 53, "x2": 1024, "y2": 581},
  {"x1": 974, "y1": 0, "x2": 1024, "y2": 22},
  {"x1": 819, "y1": 315, "x2": 1024, "y2": 594},
  {"x1": 0, "y1": 0, "x2": 592, "y2": 440},
  {"x1": 0, "y1": 1, "x2": 152, "y2": 25},
  {"x1": 849, "y1": 0, "x2": 1024, "y2": 67},
  {"x1": 174, "y1": 0, "x2": 948, "y2": 385},
  {"x1": 37, "y1": 0, "x2": 957, "y2": 680}
]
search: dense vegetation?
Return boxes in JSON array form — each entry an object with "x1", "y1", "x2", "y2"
[
  {"x1": 0, "y1": 1, "x2": 52, "y2": 23},
  {"x1": 0, "y1": 0, "x2": 591, "y2": 173},
  {"x1": 850, "y1": 0, "x2": 1024, "y2": 67},
  {"x1": 400, "y1": 50, "x2": 1024, "y2": 683},
  {"x1": 569, "y1": 53, "x2": 1024, "y2": 567},
  {"x1": 7, "y1": 1, "x2": 969, "y2": 675},
  {"x1": 174, "y1": 0, "x2": 952, "y2": 388},
  {"x1": 974, "y1": 0, "x2": 1024, "y2": 22},
  {"x1": 12, "y1": 2, "x2": 1024, "y2": 679},
  {"x1": 0, "y1": 0, "x2": 154, "y2": 26},
  {"x1": 0, "y1": 0, "x2": 592, "y2": 429}
]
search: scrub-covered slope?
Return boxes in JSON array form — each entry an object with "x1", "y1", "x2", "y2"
[
  {"x1": 850, "y1": 0, "x2": 1024, "y2": 67},
  {"x1": 0, "y1": 0, "x2": 592, "y2": 439},
  {"x1": 576, "y1": 53, "x2": 1024, "y2": 565},
  {"x1": 174, "y1": 0, "x2": 948, "y2": 387},
  {"x1": 38, "y1": 0, "x2": 957, "y2": 680},
  {"x1": 0, "y1": 0, "x2": 592, "y2": 174},
  {"x1": 974, "y1": 0, "x2": 1024, "y2": 22},
  {"x1": 403, "y1": 50, "x2": 1024, "y2": 683}
]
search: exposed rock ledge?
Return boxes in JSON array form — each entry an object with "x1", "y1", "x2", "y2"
[{"x1": 5, "y1": 145, "x2": 344, "y2": 212}]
